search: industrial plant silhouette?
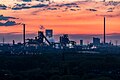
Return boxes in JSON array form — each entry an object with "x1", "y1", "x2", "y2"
[
  {"x1": 0, "y1": 16, "x2": 120, "y2": 54},
  {"x1": 0, "y1": 16, "x2": 120, "y2": 80}
]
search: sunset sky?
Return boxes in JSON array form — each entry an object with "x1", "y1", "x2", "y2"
[{"x1": 0, "y1": 0, "x2": 120, "y2": 44}]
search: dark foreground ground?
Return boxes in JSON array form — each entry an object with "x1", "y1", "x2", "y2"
[{"x1": 0, "y1": 53, "x2": 120, "y2": 80}]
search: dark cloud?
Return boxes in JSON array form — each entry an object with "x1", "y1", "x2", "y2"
[
  {"x1": 0, "y1": 15, "x2": 18, "y2": 21},
  {"x1": 47, "y1": 7, "x2": 57, "y2": 10},
  {"x1": 12, "y1": 3, "x2": 31, "y2": 10},
  {"x1": 30, "y1": 2, "x2": 80, "y2": 14},
  {"x1": 0, "y1": 15, "x2": 19, "y2": 26},
  {"x1": 0, "y1": 21, "x2": 18, "y2": 26},
  {"x1": 31, "y1": 4, "x2": 47, "y2": 8},
  {"x1": 105, "y1": 1, "x2": 120, "y2": 6},
  {"x1": 54, "y1": 2, "x2": 80, "y2": 10},
  {"x1": 86, "y1": 8, "x2": 97, "y2": 12},
  {"x1": 54, "y1": 2, "x2": 80, "y2": 12},
  {"x1": 58, "y1": 3, "x2": 78, "y2": 7},
  {"x1": 0, "y1": 4, "x2": 7, "y2": 10},
  {"x1": 12, "y1": 3, "x2": 47, "y2": 10}
]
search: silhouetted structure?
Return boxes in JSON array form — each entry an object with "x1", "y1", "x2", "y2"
[
  {"x1": 93, "y1": 37, "x2": 100, "y2": 46},
  {"x1": 104, "y1": 17, "x2": 106, "y2": 44},
  {"x1": 38, "y1": 31, "x2": 44, "y2": 44},
  {"x1": 0, "y1": 17, "x2": 120, "y2": 54},
  {"x1": 46, "y1": 29, "x2": 53, "y2": 38},
  {"x1": 80, "y1": 40, "x2": 83, "y2": 46},
  {"x1": 23, "y1": 24, "x2": 26, "y2": 46},
  {"x1": 60, "y1": 34, "x2": 69, "y2": 46},
  {"x1": 13, "y1": 40, "x2": 15, "y2": 45}
]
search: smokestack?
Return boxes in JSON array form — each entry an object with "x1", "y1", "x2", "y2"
[
  {"x1": 13, "y1": 40, "x2": 15, "y2": 45},
  {"x1": 104, "y1": 16, "x2": 106, "y2": 44},
  {"x1": 23, "y1": 24, "x2": 25, "y2": 46}
]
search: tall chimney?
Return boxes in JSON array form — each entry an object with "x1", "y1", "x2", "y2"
[
  {"x1": 13, "y1": 40, "x2": 15, "y2": 45},
  {"x1": 23, "y1": 24, "x2": 25, "y2": 46},
  {"x1": 104, "y1": 16, "x2": 106, "y2": 44}
]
